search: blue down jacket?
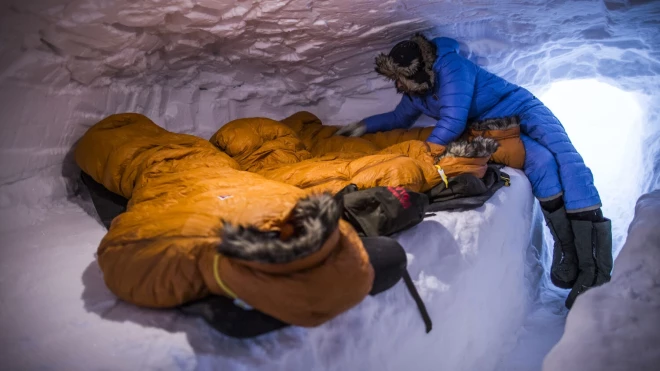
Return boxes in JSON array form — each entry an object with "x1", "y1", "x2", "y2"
[{"x1": 362, "y1": 37, "x2": 601, "y2": 212}]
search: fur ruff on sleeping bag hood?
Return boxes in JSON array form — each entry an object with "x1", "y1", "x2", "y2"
[
  {"x1": 74, "y1": 113, "x2": 374, "y2": 327},
  {"x1": 467, "y1": 116, "x2": 526, "y2": 169}
]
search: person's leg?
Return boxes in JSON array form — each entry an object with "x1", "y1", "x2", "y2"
[
  {"x1": 520, "y1": 118, "x2": 612, "y2": 308},
  {"x1": 520, "y1": 134, "x2": 563, "y2": 200},
  {"x1": 518, "y1": 105, "x2": 601, "y2": 212},
  {"x1": 521, "y1": 135, "x2": 579, "y2": 290}
]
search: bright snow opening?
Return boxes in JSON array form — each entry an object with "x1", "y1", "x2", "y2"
[{"x1": 541, "y1": 79, "x2": 645, "y2": 256}]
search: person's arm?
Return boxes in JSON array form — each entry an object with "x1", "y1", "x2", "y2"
[
  {"x1": 427, "y1": 53, "x2": 478, "y2": 145},
  {"x1": 362, "y1": 94, "x2": 422, "y2": 133}
]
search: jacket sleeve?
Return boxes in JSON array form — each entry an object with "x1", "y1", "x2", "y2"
[
  {"x1": 362, "y1": 95, "x2": 422, "y2": 133},
  {"x1": 427, "y1": 53, "x2": 478, "y2": 146}
]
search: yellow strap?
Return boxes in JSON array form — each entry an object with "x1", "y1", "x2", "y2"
[
  {"x1": 435, "y1": 165, "x2": 449, "y2": 187},
  {"x1": 213, "y1": 254, "x2": 238, "y2": 299}
]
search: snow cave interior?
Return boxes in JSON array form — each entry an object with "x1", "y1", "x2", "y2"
[{"x1": 1, "y1": 1, "x2": 659, "y2": 370}]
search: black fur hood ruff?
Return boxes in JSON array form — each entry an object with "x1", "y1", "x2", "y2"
[{"x1": 375, "y1": 34, "x2": 438, "y2": 94}]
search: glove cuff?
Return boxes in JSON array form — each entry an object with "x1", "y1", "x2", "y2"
[{"x1": 352, "y1": 122, "x2": 367, "y2": 137}]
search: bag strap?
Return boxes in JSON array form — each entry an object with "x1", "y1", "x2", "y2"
[
  {"x1": 334, "y1": 183, "x2": 433, "y2": 333},
  {"x1": 402, "y1": 270, "x2": 433, "y2": 333}
]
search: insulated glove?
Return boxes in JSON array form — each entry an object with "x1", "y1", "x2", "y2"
[{"x1": 335, "y1": 121, "x2": 367, "y2": 137}]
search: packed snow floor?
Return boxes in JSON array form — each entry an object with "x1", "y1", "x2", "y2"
[{"x1": 0, "y1": 169, "x2": 568, "y2": 371}]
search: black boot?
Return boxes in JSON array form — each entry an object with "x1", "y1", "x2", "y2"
[
  {"x1": 565, "y1": 214, "x2": 613, "y2": 309},
  {"x1": 541, "y1": 205, "x2": 579, "y2": 289}
]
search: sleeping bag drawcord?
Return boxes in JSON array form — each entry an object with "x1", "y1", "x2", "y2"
[
  {"x1": 435, "y1": 165, "x2": 449, "y2": 187},
  {"x1": 213, "y1": 255, "x2": 237, "y2": 299},
  {"x1": 214, "y1": 255, "x2": 254, "y2": 310},
  {"x1": 402, "y1": 270, "x2": 433, "y2": 333}
]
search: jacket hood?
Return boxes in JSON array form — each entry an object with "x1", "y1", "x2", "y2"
[
  {"x1": 469, "y1": 116, "x2": 521, "y2": 131},
  {"x1": 432, "y1": 37, "x2": 460, "y2": 57},
  {"x1": 375, "y1": 33, "x2": 438, "y2": 95}
]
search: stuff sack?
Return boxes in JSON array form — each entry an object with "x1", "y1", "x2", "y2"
[
  {"x1": 425, "y1": 165, "x2": 511, "y2": 212},
  {"x1": 334, "y1": 184, "x2": 430, "y2": 237}
]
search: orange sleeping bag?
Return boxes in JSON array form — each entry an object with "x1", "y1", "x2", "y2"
[
  {"x1": 75, "y1": 113, "x2": 374, "y2": 327},
  {"x1": 210, "y1": 111, "x2": 522, "y2": 195}
]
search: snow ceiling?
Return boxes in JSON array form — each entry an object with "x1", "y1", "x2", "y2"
[
  {"x1": 0, "y1": 0, "x2": 659, "y2": 190},
  {"x1": 2, "y1": 0, "x2": 658, "y2": 97}
]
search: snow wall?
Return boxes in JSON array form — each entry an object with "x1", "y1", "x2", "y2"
[
  {"x1": 0, "y1": 0, "x2": 659, "y2": 368},
  {"x1": 543, "y1": 190, "x2": 660, "y2": 371}
]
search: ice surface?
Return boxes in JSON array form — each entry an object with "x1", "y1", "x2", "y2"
[
  {"x1": 1, "y1": 0, "x2": 659, "y2": 369},
  {"x1": 543, "y1": 190, "x2": 660, "y2": 371},
  {"x1": 0, "y1": 169, "x2": 546, "y2": 371}
]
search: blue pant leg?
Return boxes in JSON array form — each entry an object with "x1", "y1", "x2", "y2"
[
  {"x1": 519, "y1": 105, "x2": 601, "y2": 212},
  {"x1": 521, "y1": 134, "x2": 563, "y2": 200}
]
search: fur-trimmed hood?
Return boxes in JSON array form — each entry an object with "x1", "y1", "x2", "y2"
[
  {"x1": 218, "y1": 193, "x2": 341, "y2": 264},
  {"x1": 375, "y1": 34, "x2": 437, "y2": 95},
  {"x1": 438, "y1": 136, "x2": 500, "y2": 159},
  {"x1": 469, "y1": 116, "x2": 520, "y2": 131}
]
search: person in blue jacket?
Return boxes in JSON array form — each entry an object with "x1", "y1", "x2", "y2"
[{"x1": 336, "y1": 34, "x2": 612, "y2": 309}]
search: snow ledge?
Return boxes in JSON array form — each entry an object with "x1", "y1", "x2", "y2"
[
  {"x1": 543, "y1": 190, "x2": 660, "y2": 371},
  {"x1": 0, "y1": 169, "x2": 545, "y2": 371}
]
